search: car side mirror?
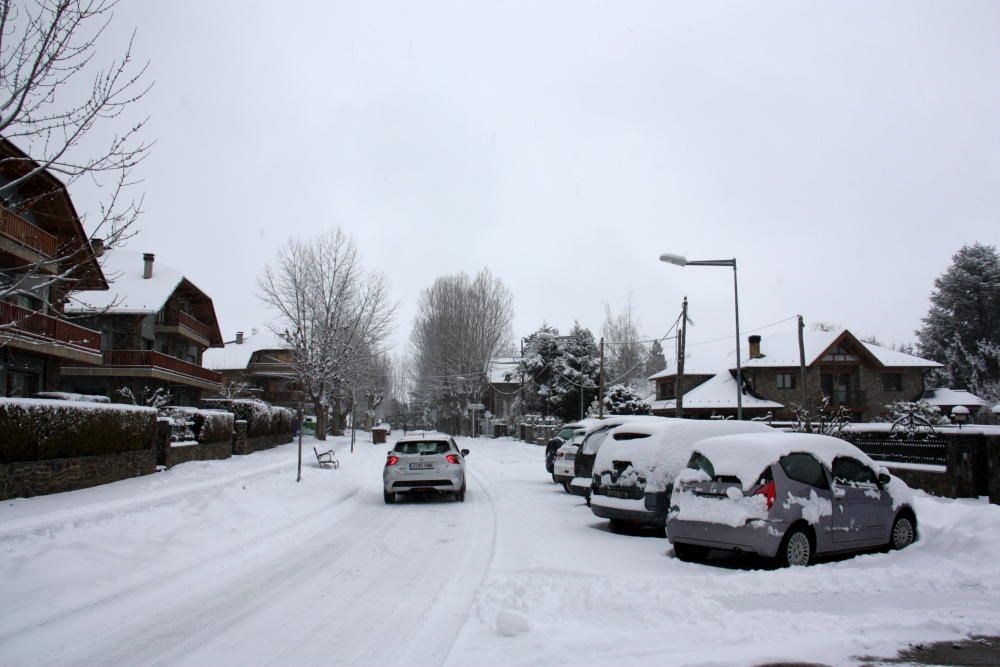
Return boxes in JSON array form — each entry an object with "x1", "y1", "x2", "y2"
[
  {"x1": 877, "y1": 466, "x2": 891, "y2": 486},
  {"x1": 461, "y1": 449, "x2": 470, "y2": 456}
]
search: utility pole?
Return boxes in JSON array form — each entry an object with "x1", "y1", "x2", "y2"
[
  {"x1": 296, "y1": 396, "x2": 303, "y2": 483},
  {"x1": 598, "y1": 337, "x2": 606, "y2": 419},
  {"x1": 798, "y1": 314, "x2": 811, "y2": 433},
  {"x1": 676, "y1": 297, "x2": 688, "y2": 418}
]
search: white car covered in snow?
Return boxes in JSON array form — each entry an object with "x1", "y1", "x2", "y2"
[
  {"x1": 590, "y1": 419, "x2": 774, "y2": 530},
  {"x1": 552, "y1": 432, "x2": 584, "y2": 491},
  {"x1": 666, "y1": 432, "x2": 918, "y2": 566}
]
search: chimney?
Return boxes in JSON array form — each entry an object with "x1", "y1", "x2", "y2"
[
  {"x1": 90, "y1": 237, "x2": 105, "y2": 257},
  {"x1": 235, "y1": 331, "x2": 244, "y2": 344},
  {"x1": 142, "y1": 253, "x2": 155, "y2": 279},
  {"x1": 748, "y1": 334, "x2": 763, "y2": 359}
]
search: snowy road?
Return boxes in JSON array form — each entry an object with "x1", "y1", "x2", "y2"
[
  {"x1": 0, "y1": 437, "x2": 494, "y2": 666},
  {"x1": 3, "y1": 434, "x2": 1000, "y2": 667}
]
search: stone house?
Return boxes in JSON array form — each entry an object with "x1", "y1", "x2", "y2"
[
  {"x1": 649, "y1": 329, "x2": 941, "y2": 422},
  {"x1": 0, "y1": 138, "x2": 108, "y2": 396},
  {"x1": 60, "y1": 249, "x2": 224, "y2": 406}
]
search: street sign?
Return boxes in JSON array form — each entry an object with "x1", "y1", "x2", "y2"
[{"x1": 467, "y1": 403, "x2": 485, "y2": 411}]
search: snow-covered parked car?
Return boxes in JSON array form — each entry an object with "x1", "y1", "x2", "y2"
[
  {"x1": 591, "y1": 419, "x2": 774, "y2": 530},
  {"x1": 569, "y1": 415, "x2": 666, "y2": 498},
  {"x1": 666, "y1": 432, "x2": 918, "y2": 566},
  {"x1": 552, "y1": 432, "x2": 585, "y2": 490},
  {"x1": 546, "y1": 418, "x2": 601, "y2": 474},
  {"x1": 383, "y1": 433, "x2": 469, "y2": 503}
]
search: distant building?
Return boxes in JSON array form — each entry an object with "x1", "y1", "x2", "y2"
[
  {"x1": 203, "y1": 330, "x2": 299, "y2": 409},
  {"x1": 0, "y1": 137, "x2": 108, "y2": 396},
  {"x1": 484, "y1": 356, "x2": 521, "y2": 423},
  {"x1": 649, "y1": 329, "x2": 942, "y2": 422},
  {"x1": 920, "y1": 387, "x2": 987, "y2": 418},
  {"x1": 61, "y1": 250, "x2": 224, "y2": 406}
]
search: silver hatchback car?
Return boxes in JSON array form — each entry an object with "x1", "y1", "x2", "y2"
[
  {"x1": 667, "y1": 432, "x2": 918, "y2": 567},
  {"x1": 383, "y1": 433, "x2": 469, "y2": 504}
]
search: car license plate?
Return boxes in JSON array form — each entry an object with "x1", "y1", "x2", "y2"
[
  {"x1": 409, "y1": 462, "x2": 433, "y2": 470},
  {"x1": 606, "y1": 488, "x2": 632, "y2": 499}
]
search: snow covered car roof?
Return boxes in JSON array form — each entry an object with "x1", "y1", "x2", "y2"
[
  {"x1": 594, "y1": 419, "x2": 775, "y2": 488},
  {"x1": 690, "y1": 432, "x2": 878, "y2": 490},
  {"x1": 396, "y1": 431, "x2": 453, "y2": 442}
]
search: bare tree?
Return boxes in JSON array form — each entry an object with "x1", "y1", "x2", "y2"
[
  {"x1": 410, "y1": 269, "x2": 513, "y2": 433},
  {"x1": 602, "y1": 295, "x2": 648, "y2": 391},
  {"x1": 0, "y1": 0, "x2": 151, "y2": 312},
  {"x1": 258, "y1": 229, "x2": 395, "y2": 441}
]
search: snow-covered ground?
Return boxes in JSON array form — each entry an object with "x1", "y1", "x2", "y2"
[{"x1": 2, "y1": 435, "x2": 999, "y2": 666}]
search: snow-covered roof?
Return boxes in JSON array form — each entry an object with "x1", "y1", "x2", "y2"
[
  {"x1": 649, "y1": 371, "x2": 784, "y2": 412},
  {"x1": 920, "y1": 387, "x2": 987, "y2": 408},
  {"x1": 488, "y1": 356, "x2": 521, "y2": 384},
  {"x1": 66, "y1": 249, "x2": 192, "y2": 314},
  {"x1": 202, "y1": 330, "x2": 290, "y2": 370},
  {"x1": 648, "y1": 359, "x2": 718, "y2": 381},
  {"x1": 740, "y1": 330, "x2": 940, "y2": 369}
]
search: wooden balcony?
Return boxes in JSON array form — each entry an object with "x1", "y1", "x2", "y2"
[
  {"x1": 0, "y1": 207, "x2": 58, "y2": 267},
  {"x1": 155, "y1": 310, "x2": 211, "y2": 346},
  {"x1": 62, "y1": 349, "x2": 222, "y2": 391},
  {"x1": 0, "y1": 300, "x2": 102, "y2": 363}
]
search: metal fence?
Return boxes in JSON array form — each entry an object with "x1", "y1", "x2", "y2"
[{"x1": 841, "y1": 435, "x2": 947, "y2": 466}]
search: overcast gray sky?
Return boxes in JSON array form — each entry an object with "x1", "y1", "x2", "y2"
[{"x1": 78, "y1": 1, "x2": 1000, "y2": 359}]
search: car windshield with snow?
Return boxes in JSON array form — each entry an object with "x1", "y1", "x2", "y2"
[
  {"x1": 590, "y1": 419, "x2": 774, "y2": 530},
  {"x1": 383, "y1": 433, "x2": 469, "y2": 503},
  {"x1": 666, "y1": 432, "x2": 918, "y2": 566}
]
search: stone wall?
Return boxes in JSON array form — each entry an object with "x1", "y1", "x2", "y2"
[
  {"x1": 0, "y1": 449, "x2": 156, "y2": 500},
  {"x1": 884, "y1": 465, "x2": 950, "y2": 497}
]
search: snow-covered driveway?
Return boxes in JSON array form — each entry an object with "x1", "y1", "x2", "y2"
[{"x1": 2, "y1": 435, "x2": 1000, "y2": 666}]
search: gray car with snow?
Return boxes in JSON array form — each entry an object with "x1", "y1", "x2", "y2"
[
  {"x1": 383, "y1": 433, "x2": 468, "y2": 503},
  {"x1": 590, "y1": 419, "x2": 774, "y2": 530},
  {"x1": 666, "y1": 432, "x2": 918, "y2": 566}
]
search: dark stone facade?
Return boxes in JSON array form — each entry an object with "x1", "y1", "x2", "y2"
[{"x1": 0, "y1": 449, "x2": 156, "y2": 500}]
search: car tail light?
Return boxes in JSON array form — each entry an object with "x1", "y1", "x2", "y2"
[
  {"x1": 753, "y1": 480, "x2": 776, "y2": 510},
  {"x1": 386, "y1": 455, "x2": 399, "y2": 466},
  {"x1": 445, "y1": 454, "x2": 460, "y2": 465}
]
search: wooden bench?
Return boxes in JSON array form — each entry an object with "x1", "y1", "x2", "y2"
[{"x1": 314, "y1": 446, "x2": 339, "y2": 469}]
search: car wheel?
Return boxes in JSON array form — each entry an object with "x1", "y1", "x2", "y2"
[
  {"x1": 778, "y1": 527, "x2": 813, "y2": 567},
  {"x1": 890, "y1": 514, "x2": 916, "y2": 550},
  {"x1": 383, "y1": 490, "x2": 395, "y2": 504},
  {"x1": 552, "y1": 472, "x2": 558, "y2": 484},
  {"x1": 456, "y1": 485, "x2": 466, "y2": 502},
  {"x1": 562, "y1": 481, "x2": 571, "y2": 493},
  {"x1": 673, "y1": 543, "x2": 709, "y2": 562}
]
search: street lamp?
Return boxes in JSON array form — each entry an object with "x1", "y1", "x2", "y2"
[{"x1": 659, "y1": 253, "x2": 743, "y2": 420}]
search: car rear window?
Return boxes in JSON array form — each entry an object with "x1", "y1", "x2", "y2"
[
  {"x1": 686, "y1": 451, "x2": 715, "y2": 478},
  {"x1": 779, "y1": 453, "x2": 829, "y2": 489},
  {"x1": 395, "y1": 441, "x2": 451, "y2": 455},
  {"x1": 612, "y1": 432, "x2": 651, "y2": 441}
]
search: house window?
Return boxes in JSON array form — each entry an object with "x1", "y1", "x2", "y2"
[
  {"x1": 882, "y1": 373, "x2": 903, "y2": 392},
  {"x1": 776, "y1": 373, "x2": 796, "y2": 389},
  {"x1": 823, "y1": 345, "x2": 858, "y2": 362}
]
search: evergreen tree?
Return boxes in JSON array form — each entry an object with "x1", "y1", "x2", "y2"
[
  {"x1": 917, "y1": 243, "x2": 1000, "y2": 394},
  {"x1": 549, "y1": 322, "x2": 600, "y2": 421},
  {"x1": 517, "y1": 324, "x2": 563, "y2": 416},
  {"x1": 643, "y1": 339, "x2": 667, "y2": 379},
  {"x1": 602, "y1": 384, "x2": 651, "y2": 415}
]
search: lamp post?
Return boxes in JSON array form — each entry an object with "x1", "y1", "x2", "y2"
[{"x1": 660, "y1": 253, "x2": 743, "y2": 420}]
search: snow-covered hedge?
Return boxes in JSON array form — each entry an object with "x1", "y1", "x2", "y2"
[
  {"x1": 33, "y1": 392, "x2": 112, "y2": 404},
  {"x1": 160, "y1": 407, "x2": 234, "y2": 444},
  {"x1": 201, "y1": 399, "x2": 295, "y2": 438},
  {"x1": 0, "y1": 398, "x2": 157, "y2": 463}
]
